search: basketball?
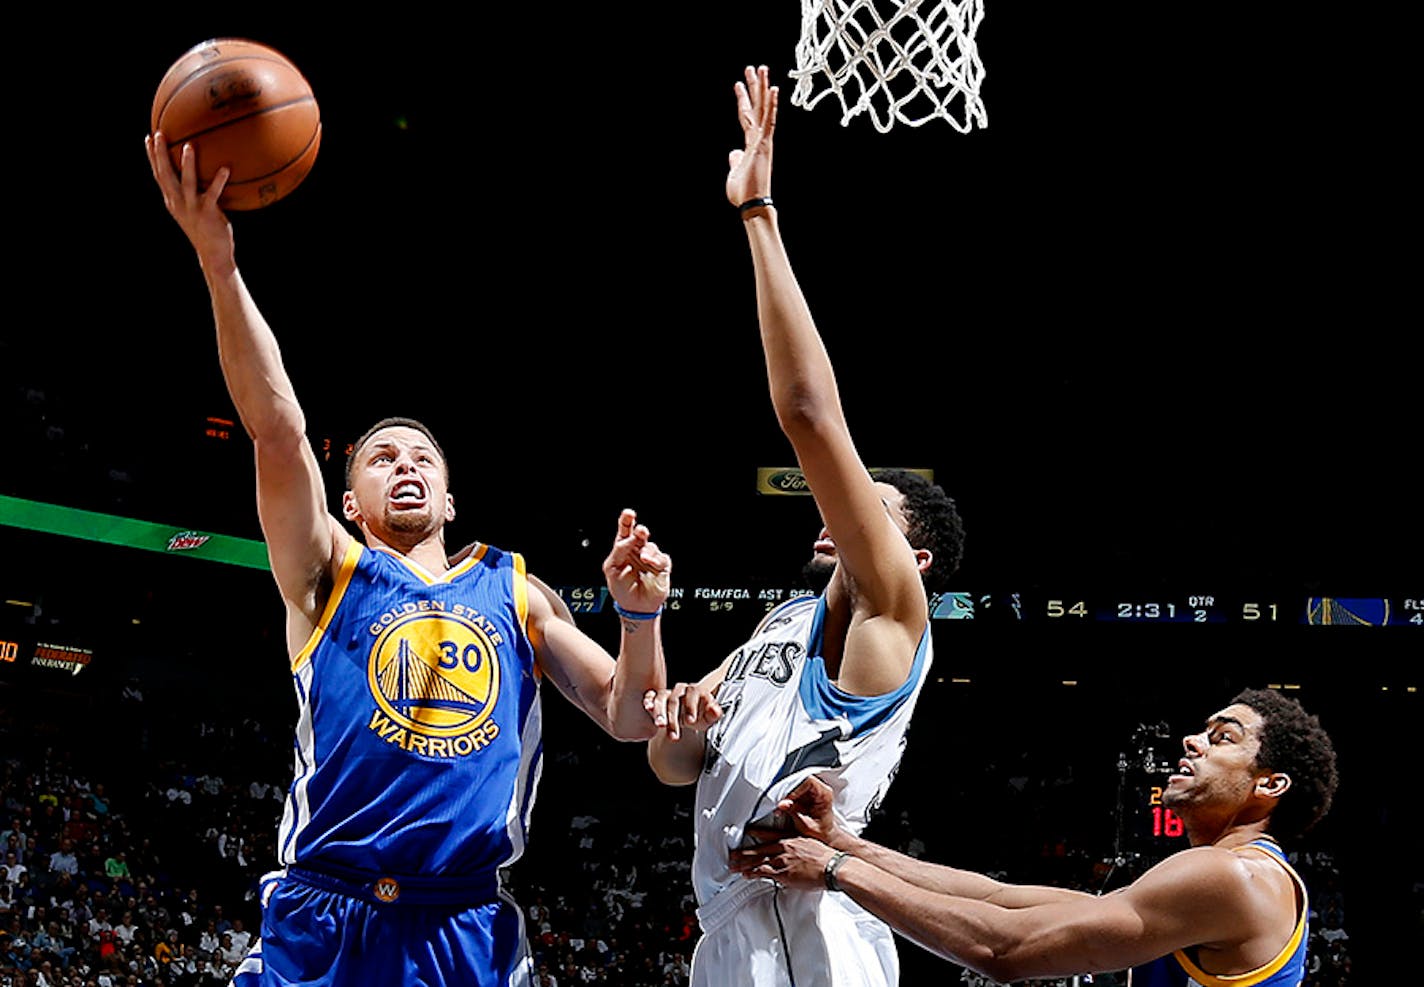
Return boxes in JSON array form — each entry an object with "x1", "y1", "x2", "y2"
[{"x1": 151, "y1": 39, "x2": 321, "y2": 211}]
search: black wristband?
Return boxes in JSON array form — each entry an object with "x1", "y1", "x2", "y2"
[
  {"x1": 823, "y1": 851, "x2": 852, "y2": 892},
  {"x1": 738, "y1": 196, "x2": 774, "y2": 216}
]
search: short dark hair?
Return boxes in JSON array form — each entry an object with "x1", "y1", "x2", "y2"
[
  {"x1": 872, "y1": 468, "x2": 965, "y2": 594},
  {"x1": 1233, "y1": 688, "x2": 1339, "y2": 841},
  {"x1": 344, "y1": 417, "x2": 449, "y2": 490}
]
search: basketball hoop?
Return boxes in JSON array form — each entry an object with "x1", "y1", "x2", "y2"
[{"x1": 790, "y1": 0, "x2": 987, "y2": 133}]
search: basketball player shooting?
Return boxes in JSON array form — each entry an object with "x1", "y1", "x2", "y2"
[
  {"x1": 144, "y1": 132, "x2": 671, "y2": 987},
  {"x1": 642, "y1": 67, "x2": 965, "y2": 987}
]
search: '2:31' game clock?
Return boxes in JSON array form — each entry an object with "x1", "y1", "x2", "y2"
[{"x1": 1115, "y1": 602, "x2": 1185, "y2": 621}]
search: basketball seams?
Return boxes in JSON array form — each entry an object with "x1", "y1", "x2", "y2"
[
  {"x1": 152, "y1": 55, "x2": 314, "y2": 128},
  {"x1": 159, "y1": 98, "x2": 319, "y2": 152}
]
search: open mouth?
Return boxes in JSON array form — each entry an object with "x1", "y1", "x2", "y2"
[{"x1": 390, "y1": 480, "x2": 426, "y2": 508}]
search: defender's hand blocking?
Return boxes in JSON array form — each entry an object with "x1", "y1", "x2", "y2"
[
  {"x1": 603, "y1": 509, "x2": 671, "y2": 616},
  {"x1": 642, "y1": 682, "x2": 722, "y2": 740},
  {"x1": 726, "y1": 65, "x2": 778, "y2": 209},
  {"x1": 730, "y1": 835, "x2": 836, "y2": 892},
  {"x1": 774, "y1": 774, "x2": 847, "y2": 849},
  {"x1": 144, "y1": 132, "x2": 236, "y2": 272}
]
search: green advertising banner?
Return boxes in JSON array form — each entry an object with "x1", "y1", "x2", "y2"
[{"x1": 0, "y1": 494, "x2": 270, "y2": 570}]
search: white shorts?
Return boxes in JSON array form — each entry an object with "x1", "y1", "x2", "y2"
[{"x1": 691, "y1": 879, "x2": 899, "y2": 987}]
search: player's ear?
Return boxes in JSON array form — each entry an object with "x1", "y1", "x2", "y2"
[
  {"x1": 342, "y1": 490, "x2": 361, "y2": 522},
  {"x1": 445, "y1": 493, "x2": 456, "y2": 523},
  {"x1": 1255, "y1": 771, "x2": 1292, "y2": 801},
  {"x1": 914, "y1": 548, "x2": 933, "y2": 576}
]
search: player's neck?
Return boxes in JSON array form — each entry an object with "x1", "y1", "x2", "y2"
[
  {"x1": 364, "y1": 528, "x2": 450, "y2": 573},
  {"x1": 1188, "y1": 815, "x2": 1274, "y2": 850}
]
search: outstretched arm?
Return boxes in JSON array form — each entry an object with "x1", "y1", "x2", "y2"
[
  {"x1": 734, "y1": 781, "x2": 1272, "y2": 982},
  {"x1": 145, "y1": 134, "x2": 340, "y2": 646},
  {"x1": 729, "y1": 67, "x2": 926, "y2": 696},
  {"x1": 738, "y1": 776, "x2": 1087, "y2": 907},
  {"x1": 528, "y1": 510, "x2": 670, "y2": 740}
]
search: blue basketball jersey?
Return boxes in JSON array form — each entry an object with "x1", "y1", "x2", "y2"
[
  {"x1": 276, "y1": 540, "x2": 544, "y2": 891},
  {"x1": 1128, "y1": 839, "x2": 1308, "y2": 987}
]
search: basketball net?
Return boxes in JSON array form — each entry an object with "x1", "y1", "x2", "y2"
[{"x1": 790, "y1": 0, "x2": 987, "y2": 133}]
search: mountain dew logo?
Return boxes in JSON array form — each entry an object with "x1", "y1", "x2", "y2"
[{"x1": 166, "y1": 530, "x2": 211, "y2": 552}]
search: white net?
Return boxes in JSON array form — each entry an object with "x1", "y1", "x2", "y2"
[{"x1": 790, "y1": 0, "x2": 987, "y2": 133}]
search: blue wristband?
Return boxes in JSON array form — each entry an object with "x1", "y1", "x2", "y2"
[{"x1": 613, "y1": 602, "x2": 663, "y2": 621}]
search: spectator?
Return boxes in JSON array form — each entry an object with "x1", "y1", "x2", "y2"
[
  {"x1": 223, "y1": 919, "x2": 249, "y2": 957},
  {"x1": 195, "y1": 921, "x2": 218, "y2": 958},
  {"x1": 111, "y1": 914, "x2": 137, "y2": 949},
  {"x1": 102, "y1": 855, "x2": 128, "y2": 882},
  {"x1": 154, "y1": 928, "x2": 179, "y2": 970},
  {"x1": 216, "y1": 933, "x2": 242, "y2": 969},
  {"x1": 46, "y1": 842, "x2": 77, "y2": 878}
]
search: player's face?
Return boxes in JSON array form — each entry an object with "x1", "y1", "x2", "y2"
[
  {"x1": 807, "y1": 482, "x2": 912, "y2": 571},
  {"x1": 346, "y1": 426, "x2": 452, "y2": 536},
  {"x1": 1162, "y1": 703, "x2": 1265, "y2": 812}
]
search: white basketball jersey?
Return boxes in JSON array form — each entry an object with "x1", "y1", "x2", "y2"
[{"x1": 692, "y1": 594, "x2": 933, "y2": 907}]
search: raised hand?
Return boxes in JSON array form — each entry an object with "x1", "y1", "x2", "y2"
[
  {"x1": 144, "y1": 132, "x2": 235, "y2": 273},
  {"x1": 726, "y1": 65, "x2": 778, "y2": 209},
  {"x1": 602, "y1": 508, "x2": 672, "y2": 616}
]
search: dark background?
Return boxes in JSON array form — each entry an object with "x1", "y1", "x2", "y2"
[{"x1": 2, "y1": 5, "x2": 1418, "y2": 981}]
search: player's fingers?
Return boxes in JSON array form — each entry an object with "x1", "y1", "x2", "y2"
[
  {"x1": 643, "y1": 689, "x2": 673, "y2": 729},
  {"x1": 206, "y1": 166, "x2": 230, "y2": 206},
  {"x1": 144, "y1": 134, "x2": 163, "y2": 182},
  {"x1": 617, "y1": 509, "x2": 636, "y2": 539},
  {"x1": 700, "y1": 694, "x2": 722, "y2": 724},
  {"x1": 178, "y1": 142, "x2": 202, "y2": 200},
  {"x1": 680, "y1": 690, "x2": 705, "y2": 726}
]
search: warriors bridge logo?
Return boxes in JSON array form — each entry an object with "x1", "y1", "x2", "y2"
[{"x1": 366, "y1": 608, "x2": 502, "y2": 758}]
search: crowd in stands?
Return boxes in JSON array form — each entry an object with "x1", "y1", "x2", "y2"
[{"x1": 0, "y1": 683, "x2": 1356, "y2": 987}]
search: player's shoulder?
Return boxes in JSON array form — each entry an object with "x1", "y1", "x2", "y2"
[{"x1": 1128, "y1": 844, "x2": 1264, "y2": 905}]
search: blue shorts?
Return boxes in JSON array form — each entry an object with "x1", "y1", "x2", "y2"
[{"x1": 231, "y1": 868, "x2": 532, "y2": 987}]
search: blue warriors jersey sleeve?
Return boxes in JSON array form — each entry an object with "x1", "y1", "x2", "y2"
[{"x1": 276, "y1": 542, "x2": 543, "y2": 884}]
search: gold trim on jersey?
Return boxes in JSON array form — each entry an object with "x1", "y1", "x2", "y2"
[
  {"x1": 292, "y1": 539, "x2": 363, "y2": 673},
  {"x1": 376, "y1": 542, "x2": 489, "y2": 585},
  {"x1": 1172, "y1": 843, "x2": 1307, "y2": 986},
  {"x1": 511, "y1": 553, "x2": 538, "y2": 682}
]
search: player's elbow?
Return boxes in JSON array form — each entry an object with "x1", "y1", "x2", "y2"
[
  {"x1": 772, "y1": 382, "x2": 842, "y2": 439},
  {"x1": 921, "y1": 919, "x2": 1037, "y2": 984},
  {"x1": 972, "y1": 951, "x2": 1028, "y2": 986},
  {"x1": 647, "y1": 744, "x2": 700, "y2": 787},
  {"x1": 965, "y1": 930, "x2": 1068, "y2": 985}
]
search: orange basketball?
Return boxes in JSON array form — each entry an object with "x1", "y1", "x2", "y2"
[{"x1": 151, "y1": 39, "x2": 321, "y2": 211}]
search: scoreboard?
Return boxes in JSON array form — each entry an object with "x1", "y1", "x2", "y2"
[{"x1": 553, "y1": 585, "x2": 1424, "y2": 628}]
